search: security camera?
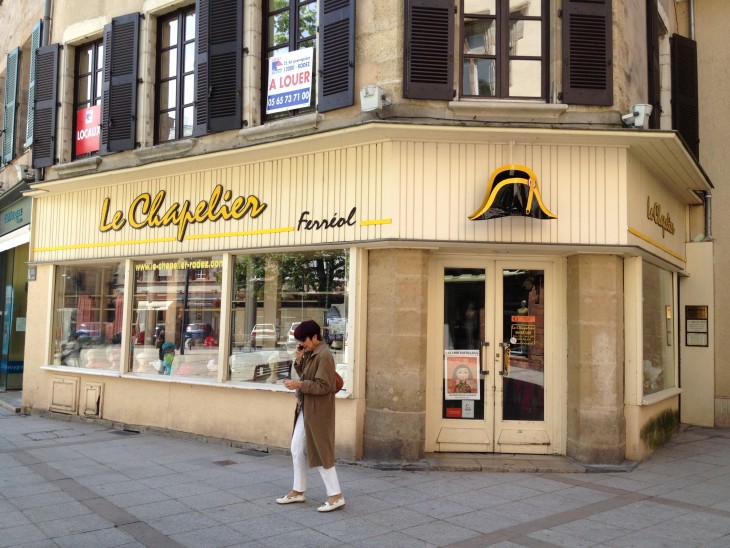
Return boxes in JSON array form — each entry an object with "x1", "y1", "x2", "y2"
[{"x1": 621, "y1": 104, "x2": 653, "y2": 129}]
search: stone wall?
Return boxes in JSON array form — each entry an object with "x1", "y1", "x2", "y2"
[
  {"x1": 363, "y1": 249, "x2": 429, "y2": 461},
  {"x1": 566, "y1": 254, "x2": 626, "y2": 463}
]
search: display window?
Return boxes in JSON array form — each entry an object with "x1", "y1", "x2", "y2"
[
  {"x1": 642, "y1": 262, "x2": 676, "y2": 395},
  {"x1": 52, "y1": 262, "x2": 126, "y2": 370},
  {"x1": 130, "y1": 257, "x2": 223, "y2": 378},
  {"x1": 229, "y1": 249, "x2": 349, "y2": 386}
]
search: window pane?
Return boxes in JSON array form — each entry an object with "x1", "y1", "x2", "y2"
[
  {"x1": 508, "y1": 60, "x2": 541, "y2": 97},
  {"x1": 183, "y1": 73, "x2": 194, "y2": 105},
  {"x1": 96, "y1": 45, "x2": 104, "y2": 69},
  {"x1": 463, "y1": 58, "x2": 496, "y2": 96},
  {"x1": 53, "y1": 263, "x2": 126, "y2": 371},
  {"x1": 509, "y1": 20, "x2": 541, "y2": 56},
  {"x1": 464, "y1": 0, "x2": 496, "y2": 16},
  {"x1": 77, "y1": 48, "x2": 92, "y2": 74},
  {"x1": 183, "y1": 42, "x2": 195, "y2": 73},
  {"x1": 510, "y1": 0, "x2": 541, "y2": 16},
  {"x1": 160, "y1": 79, "x2": 177, "y2": 109},
  {"x1": 160, "y1": 18, "x2": 178, "y2": 48},
  {"x1": 269, "y1": 12, "x2": 290, "y2": 48},
  {"x1": 160, "y1": 49, "x2": 178, "y2": 79},
  {"x1": 182, "y1": 106, "x2": 194, "y2": 137},
  {"x1": 131, "y1": 258, "x2": 223, "y2": 379},
  {"x1": 76, "y1": 75, "x2": 92, "y2": 104},
  {"x1": 230, "y1": 250, "x2": 350, "y2": 389},
  {"x1": 158, "y1": 112, "x2": 176, "y2": 142},
  {"x1": 299, "y1": 2, "x2": 317, "y2": 40},
  {"x1": 464, "y1": 17, "x2": 496, "y2": 55},
  {"x1": 184, "y1": 11, "x2": 196, "y2": 41},
  {"x1": 642, "y1": 263, "x2": 675, "y2": 395},
  {"x1": 269, "y1": 0, "x2": 290, "y2": 10}
]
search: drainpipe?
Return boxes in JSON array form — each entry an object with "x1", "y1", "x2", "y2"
[{"x1": 33, "y1": 0, "x2": 52, "y2": 183}]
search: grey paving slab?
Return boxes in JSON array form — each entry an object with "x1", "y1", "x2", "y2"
[{"x1": 4, "y1": 407, "x2": 730, "y2": 547}]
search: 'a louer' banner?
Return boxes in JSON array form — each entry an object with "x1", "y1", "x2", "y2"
[{"x1": 266, "y1": 48, "x2": 314, "y2": 115}]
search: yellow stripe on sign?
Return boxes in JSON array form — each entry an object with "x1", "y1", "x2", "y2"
[
  {"x1": 627, "y1": 227, "x2": 686, "y2": 263},
  {"x1": 360, "y1": 219, "x2": 392, "y2": 226},
  {"x1": 34, "y1": 227, "x2": 295, "y2": 253}
]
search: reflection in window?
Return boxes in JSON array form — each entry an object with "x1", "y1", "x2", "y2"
[
  {"x1": 73, "y1": 39, "x2": 103, "y2": 159},
  {"x1": 130, "y1": 257, "x2": 223, "y2": 379},
  {"x1": 229, "y1": 250, "x2": 349, "y2": 387},
  {"x1": 264, "y1": 0, "x2": 317, "y2": 119},
  {"x1": 156, "y1": 7, "x2": 196, "y2": 143},
  {"x1": 52, "y1": 263, "x2": 125, "y2": 370},
  {"x1": 461, "y1": 0, "x2": 546, "y2": 99},
  {"x1": 642, "y1": 263, "x2": 675, "y2": 395}
]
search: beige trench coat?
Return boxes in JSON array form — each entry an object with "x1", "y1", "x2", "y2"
[{"x1": 294, "y1": 342, "x2": 337, "y2": 468}]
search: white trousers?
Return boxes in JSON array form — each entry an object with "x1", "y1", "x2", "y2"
[{"x1": 291, "y1": 411, "x2": 341, "y2": 496}]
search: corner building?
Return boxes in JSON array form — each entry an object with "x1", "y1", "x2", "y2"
[{"x1": 13, "y1": 0, "x2": 719, "y2": 465}]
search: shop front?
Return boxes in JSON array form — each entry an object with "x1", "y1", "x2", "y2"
[
  {"x1": 0, "y1": 188, "x2": 31, "y2": 391},
  {"x1": 23, "y1": 124, "x2": 712, "y2": 464}
]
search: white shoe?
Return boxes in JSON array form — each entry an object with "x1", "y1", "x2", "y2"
[
  {"x1": 276, "y1": 492, "x2": 305, "y2": 504},
  {"x1": 317, "y1": 497, "x2": 345, "y2": 512}
]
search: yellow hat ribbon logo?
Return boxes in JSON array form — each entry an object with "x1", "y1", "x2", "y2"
[{"x1": 469, "y1": 164, "x2": 557, "y2": 221}]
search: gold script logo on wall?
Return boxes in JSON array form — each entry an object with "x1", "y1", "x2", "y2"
[
  {"x1": 99, "y1": 184, "x2": 267, "y2": 242},
  {"x1": 646, "y1": 197, "x2": 675, "y2": 238},
  {"x1": 469, "y1": 164, "x2": 556, "y2": 221}
]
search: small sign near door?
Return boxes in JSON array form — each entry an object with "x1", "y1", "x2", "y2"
[{"x1": 444, "y1": 350, "x2": 480, "y2": 400}]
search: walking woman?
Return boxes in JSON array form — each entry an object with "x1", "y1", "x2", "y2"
[{"x1": 276, "y1": 320, "x2": 345, "y2": 512}]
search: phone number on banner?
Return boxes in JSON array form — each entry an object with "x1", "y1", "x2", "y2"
[{"x1": 267, "y1": 90, "x2": 311, "y2": 113}]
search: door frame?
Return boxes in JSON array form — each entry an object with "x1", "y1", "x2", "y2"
[{"x1": 425, "y1": 253, "x2": 567, "y2": 455}]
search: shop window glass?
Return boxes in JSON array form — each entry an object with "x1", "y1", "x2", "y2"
[
  {"x1": 642, "y1": 262, "x2": 676, "y2": 395},
  {"x1": 230, "y1": 249, "x2": 349, "y2": 387},
  {"x1": 52, "y1": 263, "x2": 125, "y2": 370},
  {"x1": 130, "y1": 257, "x2": 223, "y2": 379}
]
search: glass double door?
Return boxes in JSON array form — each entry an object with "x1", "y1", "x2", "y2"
[{"x1": 428, "y1": 257, "x2": 556, "y2": 454}]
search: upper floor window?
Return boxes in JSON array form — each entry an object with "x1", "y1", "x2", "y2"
[
  {"x1": 156, "y1": 8, "x2": 196, "y2": 143},
  {"x1": 73, "y1": 40, "x2": 103, "y2": 159},
  {"x1": 403, "y1": 0, "x2": 612, "y2": 106},
  {"x1": 263, "y1": 0, "x2": 317, "y2": 118},
  {"x1": 461, "y1": 0, "x2": 547, "y2": 99}
]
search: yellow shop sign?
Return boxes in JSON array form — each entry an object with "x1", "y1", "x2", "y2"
[{"x1": 100, "y1": 184, "x2": 267, "y2": 242}]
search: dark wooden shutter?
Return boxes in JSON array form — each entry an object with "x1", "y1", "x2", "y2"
[
  {"x1": 31, "y1": 44, "x2": 60, "y2": 169},
  {"x1": 403, "y1": 0, "x2": 453, "y2": 100},
  {"x1": 2, "y1": 48, "x2": 20, "y2": 165},
  {"x1": 25, "y1": 20, "x2": 43, "y2": 149},
  {"x1": 561, "y1": 0, "x2": 612, "y2": 105},
  {"x1": 318, "y1": 0, "x2": 355, "y2": 112},
  {"x1": 671, "y1": 33, "x2": 699, "y2": 159},
  {"x1": 101, "y1": 13, "x2": 140, "y2": 154},
  {"x1": 194, "y1": 0, "x2": 242, "y2": 136}
]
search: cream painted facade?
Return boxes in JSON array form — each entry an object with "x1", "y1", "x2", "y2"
[{"x1": 24, "y1": 123, "x2": 710, "y2": 463}]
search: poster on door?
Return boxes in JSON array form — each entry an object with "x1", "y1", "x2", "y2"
[{"x1": 444, "y1": 350, "x2": 480, "y2": 400}]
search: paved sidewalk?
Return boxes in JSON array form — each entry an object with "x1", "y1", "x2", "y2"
[{"x1": 2, "y1": 400, "x2": 730, "y2": 547}]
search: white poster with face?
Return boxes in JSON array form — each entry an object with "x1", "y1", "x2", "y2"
[{"x1": 444, "y1": 350, "x2": 480, "y2": 400}]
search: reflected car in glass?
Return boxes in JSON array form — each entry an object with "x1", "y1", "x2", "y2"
[{"x1": 251, "y1": 323, "x2": 278, "y2": 348}]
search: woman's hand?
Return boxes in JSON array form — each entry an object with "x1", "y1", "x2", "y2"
[{"x1": 284, "y1": 379, "x2": 302, "y2": 390}]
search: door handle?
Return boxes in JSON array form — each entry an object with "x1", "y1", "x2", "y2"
[
  {"x1": 498, "y1": 342, "x2": 511, "y2": 376},
  {"x1": 480, "y1": 341, "x2": 490, "y2": 375}
]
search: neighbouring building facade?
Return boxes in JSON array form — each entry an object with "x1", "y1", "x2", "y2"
[{"x1": 1, "y1": 0, "x2": 725, "y2": 465}]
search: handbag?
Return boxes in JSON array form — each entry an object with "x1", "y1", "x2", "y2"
[{"x1": 333, "y1": 371, "x2": 344, "y2": 393}]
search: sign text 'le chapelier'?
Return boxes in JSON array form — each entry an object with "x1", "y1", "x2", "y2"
[{"x1": 99, "y1": 185, "x2": 267, "y2": 242}]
